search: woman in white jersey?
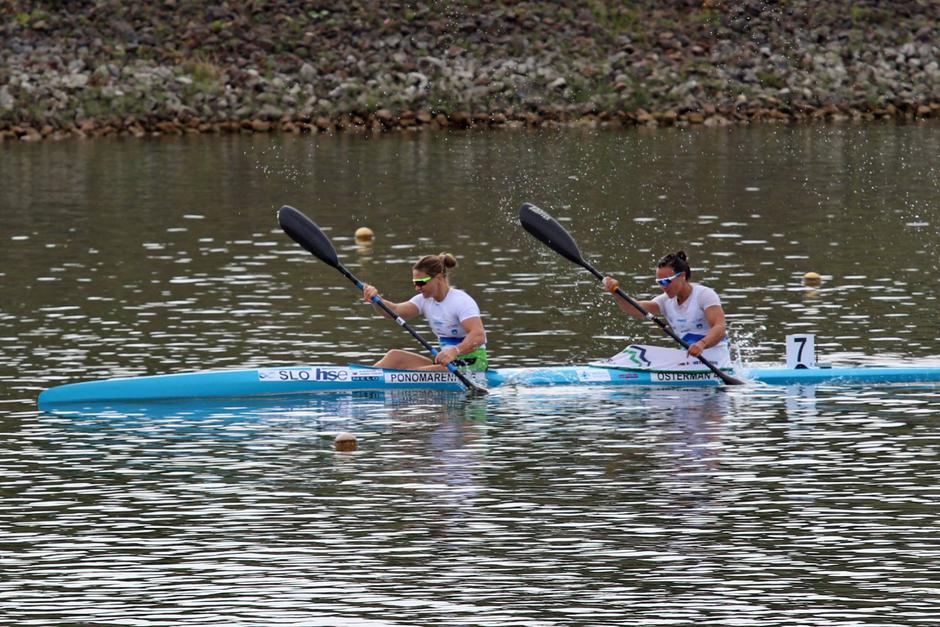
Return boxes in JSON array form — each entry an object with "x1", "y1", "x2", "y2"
[
  {"x1": 361, "y1": 253, "x2": 488, "y2": 372},
  {"x1": 601, "y1": 251, "x2": 731, "y2": 369}
]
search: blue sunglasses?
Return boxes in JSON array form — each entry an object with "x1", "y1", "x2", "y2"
[{"x1": 656, "y1": 271, "x2": 683, "y2": 287}]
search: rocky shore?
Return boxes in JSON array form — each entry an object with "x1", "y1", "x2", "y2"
[{"x1": 1, "y1": 0, "x2": 937, "y2": 141}]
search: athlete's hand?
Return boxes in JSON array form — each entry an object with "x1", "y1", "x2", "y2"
[
  {"x1": 362, "y1": 284, "x2": 379, "y2": 303},
  {"x1": 436, "y1": 347, "x2": 459, "y2": 366},
  {"x1": 687, "y1": 340, "x2": 707, "y2": 358},
  {"x1": 602, "y1": 276, "x2": 620, "y2": 293}
]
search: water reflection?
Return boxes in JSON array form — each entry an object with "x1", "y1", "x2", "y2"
[{"x1": 0, "y1": 382, "x2": 934, "y2": 624}]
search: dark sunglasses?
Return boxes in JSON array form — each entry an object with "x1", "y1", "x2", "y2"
[{"x1": 413, "y1": 275, "x2": 434, "y2": 287}]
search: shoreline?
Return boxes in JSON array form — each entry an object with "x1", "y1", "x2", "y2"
[
  {"x1": 2, "y1": 1, "x2": 937, "y2": 142},
  {"x1": 2, "y1": 100, "x2": 938, "y2": 143},
  {"x1": 0, "y1": 98, "x2": 940, "y2": 143}
]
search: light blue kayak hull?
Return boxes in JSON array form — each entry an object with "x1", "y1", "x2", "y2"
[{"x1": 37, "y1": 363, "x2": 940, "y2": 407}]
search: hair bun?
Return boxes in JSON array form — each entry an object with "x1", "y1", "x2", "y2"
[
  {"x1": 657, "y1": 250, "x2": 692, "y2": 279},
  {"x1": 439, "y1": 253, "x2": 458, "y2": 269}
]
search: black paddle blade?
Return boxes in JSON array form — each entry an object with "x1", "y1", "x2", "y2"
[
  {"x1": 519, "y1": 203, "x2": 587, "y2": 269},
  {"x1": 277, "y1": 205, "x2": 340, "y2": 268}
]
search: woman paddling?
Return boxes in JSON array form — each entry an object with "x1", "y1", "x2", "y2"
[
  {"x1": 600, "y1": 251, "x2": 732, "y2": 370},
  {"x1": 361, "y1": 253, "x2": 488, "y2": 372}
]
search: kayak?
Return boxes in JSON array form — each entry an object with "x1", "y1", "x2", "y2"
[{"x1": 37, "y1": 362, "x2": 940, "y2": 407}]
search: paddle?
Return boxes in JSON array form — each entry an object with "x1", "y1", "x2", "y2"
[
  {"x1": 519, "y1": 202, "x2": 744, "y2": 385},
  {"x1": 277, "y1": 205, "x2": 488, "y2": 396}
]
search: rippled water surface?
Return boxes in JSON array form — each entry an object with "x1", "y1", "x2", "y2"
[{"x1": 1, "y1": 124, "x2": 939, "y2": 625}]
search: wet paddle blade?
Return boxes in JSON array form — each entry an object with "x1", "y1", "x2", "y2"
[
  {"x1": 519, "y1": 202, "x2": 588, "y2": 269},
  {"x1": 277, "y1": 205, "x2": 340, "y2": 268}
]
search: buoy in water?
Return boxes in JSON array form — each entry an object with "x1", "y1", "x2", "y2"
[
  {"x1": 354, "y1": 227, "x2": 374, "y2": 243},
  {"x1": 334, "y1": 432, "x2": 358, "y2": 452},
  {"x1": 802, "y1": 271, "x2": 822, "y2": 286}
]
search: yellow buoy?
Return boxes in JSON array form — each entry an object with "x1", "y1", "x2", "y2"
[
  {"x1": 334, "y1": 432, "x2": 358, "y2": 452},
  {"x1": 354, "y1": 227, "x2": 374, "y2": 243},
  {"x1": 802, "y1": 271, "x2": 822, "y2": 286}
]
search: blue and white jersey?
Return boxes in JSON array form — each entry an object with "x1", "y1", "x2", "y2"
[{"x1": 408, "y1": 287, "x2": 486, "y2": 347}]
